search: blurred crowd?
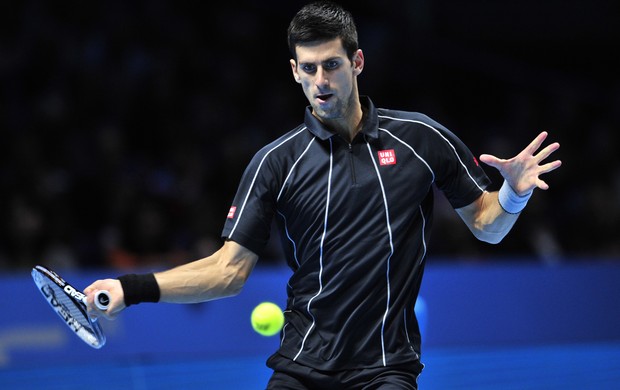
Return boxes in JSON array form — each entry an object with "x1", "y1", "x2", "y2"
[{"x1": 1, "y1": 0, "x2": 618, "y2": 271}]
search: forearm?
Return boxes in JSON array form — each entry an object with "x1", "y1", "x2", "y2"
[
  {"x1": 84, "y1": 241, "x2": 258, "y2": 320},
  {"x1": 155, "y1": 242, "x2": 258, "y2": 303},
  {"x1": 456, "y1": 190, "x2": 521, "y2": 244}
]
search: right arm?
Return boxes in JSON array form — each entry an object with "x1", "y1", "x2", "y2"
[
  {"x1": 85, "y1": 240, "x2": 259, "y2": 320},
  {"x1": 156, "y1": 240, "x2": 258, "y2": 303}
]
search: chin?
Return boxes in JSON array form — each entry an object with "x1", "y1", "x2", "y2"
[{"x1": 313, "y1": 106, "x2": 342, "y2": 121}]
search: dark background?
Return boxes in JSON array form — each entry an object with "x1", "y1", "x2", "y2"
[{"x1": 1, "y1": 0, "x2": 618, "y2": 270}]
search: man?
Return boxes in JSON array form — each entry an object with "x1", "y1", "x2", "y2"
[{"x1": 86, "y1": 2, "x2": 561, "y2": 388}]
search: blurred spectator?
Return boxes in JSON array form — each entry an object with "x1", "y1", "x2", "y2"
[{"x1": 1, "y1": 0, "x2": 618, "y2": 270}]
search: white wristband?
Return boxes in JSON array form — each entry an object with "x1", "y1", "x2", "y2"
[{"x1": 498, "y1": 180, "x2": 532, "y2": 214}]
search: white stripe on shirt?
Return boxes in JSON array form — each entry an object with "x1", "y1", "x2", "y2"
[{"x1": 293, "y1": 137, "x2": 333, "y2": 362}]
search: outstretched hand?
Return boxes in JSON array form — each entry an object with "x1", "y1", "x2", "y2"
[{"x1": 479, "y1": 131, "x2": 561, "y2": 195}]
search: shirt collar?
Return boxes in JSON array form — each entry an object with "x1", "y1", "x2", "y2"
[{"x1": 304, "y1": 96, "x2": 379, "y2": 141}]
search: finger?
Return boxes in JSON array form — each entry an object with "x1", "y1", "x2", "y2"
[
  {"x1": 536, "y1": 178, "x2": 550, "y2": 191},
  {"x1": 84, "y1": 281, "x2": 100, "y2": 295},
  {"x1": 533, "y1": 142, "x2": 560, "y2": 163},
  {"x1": 525, "y1": 131, "x2": 549, "y2": 155},
  {"x1": 537, "y1": 159, "x2": 562, "y2": 174},
  {"x1": 86, "y1": 288, "x2": 106, "y2": 308},
  {"x1": 478, "y1": 154, "x2": 503, "y2": 168}
]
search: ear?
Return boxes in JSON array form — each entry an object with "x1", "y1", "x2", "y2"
[
  {"x1": 290, "y1": 59, "x2": 301, "y2": 83},
  {"x1": 352, "y1": 49, "x2": 364, "y2": 76}
]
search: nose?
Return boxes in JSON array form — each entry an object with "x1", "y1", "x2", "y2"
[{"x1": 315, "y1": 67, "x2": 329, "y2": 88}]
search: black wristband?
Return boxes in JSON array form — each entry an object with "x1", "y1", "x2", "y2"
[{"x1": 117, "y1": 273, "x2": 161, "y2": 307}]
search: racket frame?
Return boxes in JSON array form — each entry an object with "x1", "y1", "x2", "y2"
[{"x1": 32, "y1": 265, "x2": 110, "y2": 349}]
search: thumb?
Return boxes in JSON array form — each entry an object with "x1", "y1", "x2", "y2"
[{"x1": 478, "y1": 154, "x2": 502, "y2": 168}]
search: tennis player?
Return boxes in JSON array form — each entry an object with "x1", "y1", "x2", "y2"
[{"x1": 86, "y1": 1, "x2": 561, "y2": 388}]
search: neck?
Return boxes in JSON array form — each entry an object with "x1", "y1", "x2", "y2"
[{"x1": 323, "y1": 99, "x2": 364, "y2": 143}]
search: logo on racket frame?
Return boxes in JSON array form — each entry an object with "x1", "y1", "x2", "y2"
[{"x1": 40, "y1": 284, "x2": 90, "y2": 334}]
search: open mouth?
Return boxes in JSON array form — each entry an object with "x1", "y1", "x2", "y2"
[{"x1": 316, "y1": 93, "x2": 333, "y2": 103}]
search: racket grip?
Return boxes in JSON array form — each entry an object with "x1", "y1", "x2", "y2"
[{"x1": 94, "y1": 290, "x2": 111, "y2": 311}]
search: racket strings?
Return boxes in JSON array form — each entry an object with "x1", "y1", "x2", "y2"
[
  {"x1": 33, "y1": 269, "x2": 105, "y2": 348},
  {"x1": 42, "y1": 282, "x2": 94, "y2": 334}
]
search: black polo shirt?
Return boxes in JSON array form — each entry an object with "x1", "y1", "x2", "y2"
[{"x1": 222, "y1": 96, "x2": 490, "y2": 370}]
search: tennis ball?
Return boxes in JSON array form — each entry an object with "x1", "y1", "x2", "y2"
[{"x1": 251, "y1": 302, "x2": 284, "y2": 337}]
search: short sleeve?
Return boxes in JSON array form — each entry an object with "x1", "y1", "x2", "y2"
[{"x1": 221, "y1": 149, "x2": 279, "y2": 255}]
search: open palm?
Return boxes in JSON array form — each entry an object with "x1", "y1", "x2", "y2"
[{"x1": 479, "y1": 131, "x2": 562, "y2": 195}]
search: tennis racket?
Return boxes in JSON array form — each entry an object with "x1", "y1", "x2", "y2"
[{"x1": 31, "y1": 264, "x2": 111, "y2": 349}]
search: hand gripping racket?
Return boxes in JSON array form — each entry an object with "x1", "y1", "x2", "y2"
[{"x1": 31, "y1": 264, "x2": 111, "y2": 349}]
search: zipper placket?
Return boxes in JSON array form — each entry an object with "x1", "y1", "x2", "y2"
[{"x1": 348, "y1": 142, "x2": 357, "y2": 185}]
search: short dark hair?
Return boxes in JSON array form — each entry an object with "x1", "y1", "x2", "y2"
[{"x1": 287, "y1": 1, "x2": 359, "y2": 61}]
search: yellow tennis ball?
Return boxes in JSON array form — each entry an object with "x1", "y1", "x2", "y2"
[{"x1": 251, "y1": 302, "x2": 284, "y2": 337}]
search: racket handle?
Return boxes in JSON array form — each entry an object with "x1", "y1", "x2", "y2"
[{"x1": 94, "y1": 290, "x2": 111, "y2": 311}]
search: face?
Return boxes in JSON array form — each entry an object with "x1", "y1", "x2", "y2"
[{"x1": 290, "y1": 38, "x2": 364, "y2": 122}]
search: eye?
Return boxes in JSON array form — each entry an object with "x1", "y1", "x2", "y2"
[
  {"x1": 301, "y1": 63, "x2": 317, "y2": 74},
  {"x1": 324, "y1": 60, "x2": 340, "y2": 70}
]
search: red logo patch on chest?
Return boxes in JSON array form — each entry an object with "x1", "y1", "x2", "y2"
[{"x1": 378, "y1": 149, "x2": 397, "y2": 166}]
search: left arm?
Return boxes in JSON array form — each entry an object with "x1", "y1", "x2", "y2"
[
  {"x1": 455, "y1": 190, "x2": 518, "y2": 244},
  {"x1": 456, "y1": 131, "x2": 562, "y2": 244}
]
